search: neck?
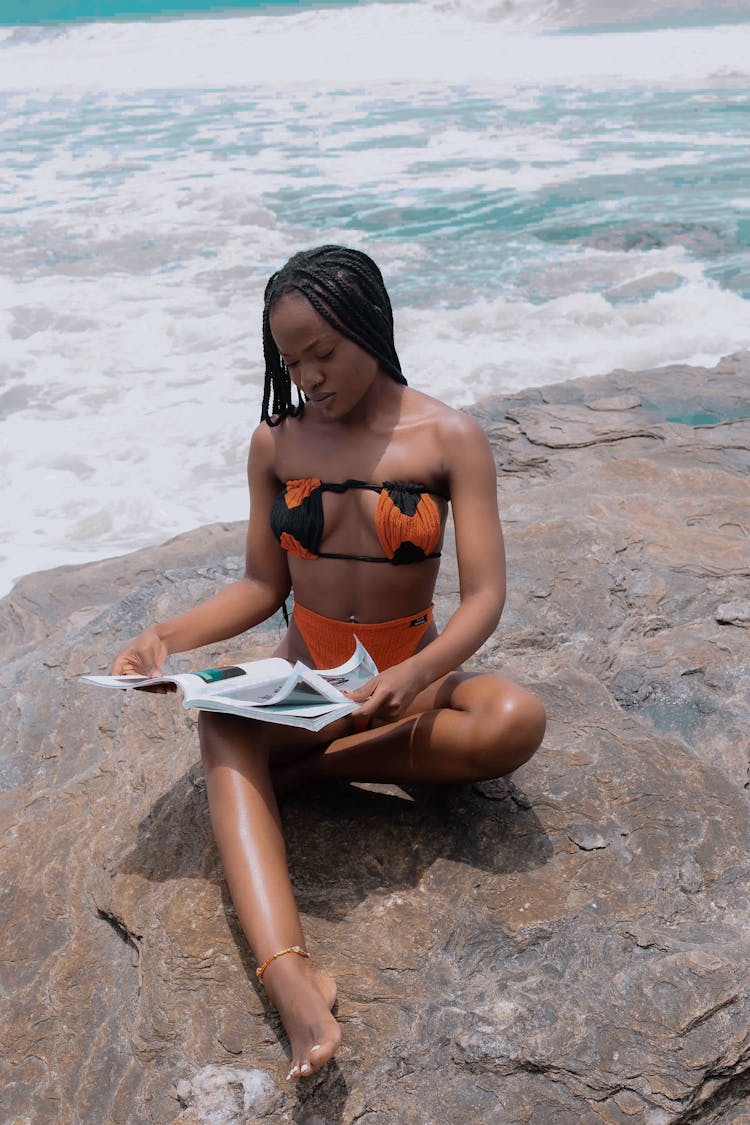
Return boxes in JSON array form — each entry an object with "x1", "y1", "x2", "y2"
[{"x1": 338, "y1": 371, "x2": 405, "y2": 431}]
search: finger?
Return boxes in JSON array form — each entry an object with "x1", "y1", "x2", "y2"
[
  {"x1": 345, "y1": 682, "x2": 378, "y2": 702},
  {"x1": 348, "y1": 675, "x2": 380, "y2": 699},
  {"x1": 354, "y1": 692, "x2": 388, "y2": 721},
  {"x1": 365, "y1": 691, "x2": 406, "y2": 722}
]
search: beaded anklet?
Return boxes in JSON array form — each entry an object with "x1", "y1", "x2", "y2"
[{"x1": 256, "y1": 945, "x2": 310, "y2": 984}]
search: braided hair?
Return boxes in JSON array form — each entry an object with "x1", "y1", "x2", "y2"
[{"x1": 261, "y1": 245, "x2": 407, "y2": 425}]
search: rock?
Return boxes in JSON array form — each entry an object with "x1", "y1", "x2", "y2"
[
  {"x1": 715, "y1": 600, "x2": 750, "y2": 627},
  {"x1": 584, "y1": 393, "x2": 642, "y2": 412},
  {"x1": 173, "y1": 1064, "x2": 283, "y2": 1122},
  {"x1": 1, "y1": 353, "x2": 749, "y2": 1123},
  {"x1": 567, "y1": 824, "x2": 610, "y2": 851}
]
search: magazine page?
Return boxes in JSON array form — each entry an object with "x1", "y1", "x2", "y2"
[
  {"x1": 81, "y1": 670, "x2": 206, "y2": 693},
  {"x1": 79, "y1": 642, "x2": 377, "y2": 728},
  {"x1": 193, "y1": 667, "x2": 307, "y2": 708},
  {"x1": 205, "y1": 667, "x2": 344, "y2": 709},
  {"x1": 192, "y1": 696, "x2": 357, "y2": 731},
  {"x1": 288, "y1": 639, "x2": 377, "y2": 706},
  {"x1": 316, "y1": 638, "x2": 378, "y2": 693},
  {"x1": 201, "y1": 640, "x2": 378, "y2": 710},
  {"x1": 80, "y1": 658, "x2": 292, "y2": 697}
]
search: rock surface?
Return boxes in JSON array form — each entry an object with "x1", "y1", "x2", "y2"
[{"x1": 1, "y1": 353, "x2": 749, "y2": 1124}]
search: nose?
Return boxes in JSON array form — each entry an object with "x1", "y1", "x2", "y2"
[{"x1": 298, "y1": 361, "x2": 324, "y2": 394}]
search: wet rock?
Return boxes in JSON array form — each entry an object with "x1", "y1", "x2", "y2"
[{"x1": 1, "y1": 353, "x2": 749, "y2": 1123}]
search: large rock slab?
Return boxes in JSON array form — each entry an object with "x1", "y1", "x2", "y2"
[
  {"x1": 1, "y1": 353, "x2": 749, "y2": 1123},
  {"x1": 472, "y1": 350, "x2": 750, "y2": 788}
]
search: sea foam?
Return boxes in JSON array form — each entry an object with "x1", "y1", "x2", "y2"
[{"x1": 1, "y1": 6, "x2": 749, "y2": 91}]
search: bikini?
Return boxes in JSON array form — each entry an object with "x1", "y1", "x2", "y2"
[{"x1": 271, "y1": 477, "x2": 444, "y2": 670}]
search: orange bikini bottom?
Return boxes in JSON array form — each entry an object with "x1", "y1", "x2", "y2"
[{"x1": 292, "y1": 602, "x2": 434, "y2": 672}]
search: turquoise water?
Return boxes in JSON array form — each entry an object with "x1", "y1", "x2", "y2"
[
  {"x1": 2, "y1": 0, "x2": 746, "y2": 28},
  {"x1": 4, "y1": 84, "x2": 748, "y2": 304},
  {"x1": 641, "y1": 401, "x2": 750, "y2": 426},
  {"x1": 263, "y1": 87, "x2": 750, "y2": 304},
  {"x1": 0, "y1": 0, "x2": 336, "y2": 25}
]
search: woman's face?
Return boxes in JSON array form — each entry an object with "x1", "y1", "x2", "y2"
[{"x1": 269, "y1": 291, "x2": 381, "y2": 421}]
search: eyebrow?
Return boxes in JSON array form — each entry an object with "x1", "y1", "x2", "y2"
[{"x1": 278, "y1": 332, "x2": 335, "y2": 360}]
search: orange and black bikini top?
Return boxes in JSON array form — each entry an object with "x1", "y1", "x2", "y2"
[{"x1": 270, "y1": 478, "x2": 445, "y2": 565}]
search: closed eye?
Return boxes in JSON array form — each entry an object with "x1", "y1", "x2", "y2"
[{"x1": 282, "y1": 350, "x2": 332, "y2": 367}]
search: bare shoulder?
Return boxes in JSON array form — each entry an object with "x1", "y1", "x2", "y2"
[
  {"x1": 440, "y1": 407, "x2": 489, "y2": 450},
  {"x1": 249, "y1": 419, "x2": 273, "y2": 456},
  {"x1": 405, "y1": 388, "x2": 489, "y2": 449},
  {"x1": 247, "y1": 420, "x2": 282, "y2": 477}
]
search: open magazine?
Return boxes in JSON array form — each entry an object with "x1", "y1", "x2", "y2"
[{"x1": 80, "y1": 639, "x2": 378, "y2": 732}]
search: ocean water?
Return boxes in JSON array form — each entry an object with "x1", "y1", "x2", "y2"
[{"x1": 1, "y1": 0, "x2": 749, "y2": 596}]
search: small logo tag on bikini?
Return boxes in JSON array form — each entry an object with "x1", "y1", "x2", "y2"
[{"x1": 410, "y1": 614, "x2": 428, "y2": 626}]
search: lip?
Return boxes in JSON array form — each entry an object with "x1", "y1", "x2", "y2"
[{"x1": 308, "y1": 392, "x2": 335, "y2": 405}]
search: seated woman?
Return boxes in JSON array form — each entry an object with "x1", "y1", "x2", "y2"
[{"x1": 112, "y1": 245, "x2": 546, "y2": 1083}]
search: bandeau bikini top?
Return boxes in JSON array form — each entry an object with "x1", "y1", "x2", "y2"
[{"x1": 270, "y1": 478, "x2": 445, "y2": 565}]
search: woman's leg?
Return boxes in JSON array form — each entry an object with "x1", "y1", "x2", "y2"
[
  {"x1": 277, "y1": 671, "x2": 546, "y2": 790},
  {"x1": 198, "y1": 712, "x2": 342, "y2": 1082},
  {"x1": 199, "y1": 671, "x2": 544, "y2": 1081}
]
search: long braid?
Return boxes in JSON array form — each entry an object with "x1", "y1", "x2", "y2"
[{"x1": 260, "y1": 246, "x2": 406, "y2": 425}]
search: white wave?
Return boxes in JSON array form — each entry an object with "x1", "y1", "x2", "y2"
[
  {"x1": 401, "y1": 272, "x2": 750, "y2": 403},
  {"x1": 423, "y1": 0, "x2": 749, "y2": 30},
  {"x1": 0, "y1": 6, "x2": 748, "y2": 92}
]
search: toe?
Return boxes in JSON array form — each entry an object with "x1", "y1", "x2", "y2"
[
  {"x1": 307, "y1": 1044, "x2": 325, "y2": 1075},
  {"x1": 306, "y1": 1029, "x2": 342, "y2": 1076},
  {"x1": 297, "y1": 1043, "x2": 324, "y2": 1080}
]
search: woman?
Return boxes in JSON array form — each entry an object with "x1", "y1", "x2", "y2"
[{"x1": 112, "y1": 245, "x2": 546, "y2": 1083}]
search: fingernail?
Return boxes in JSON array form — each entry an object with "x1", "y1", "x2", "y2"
[
  {"x1": 311, "y1": 1043, "x2": 321, "y2": 1053},
  {"x1": 300, "y1": 1063, "x2": 310, "y2": 1074}
]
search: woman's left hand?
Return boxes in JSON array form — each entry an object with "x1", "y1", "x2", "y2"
[{"x1": 345, "y1": 665, "x2": 424, "y2": 728}]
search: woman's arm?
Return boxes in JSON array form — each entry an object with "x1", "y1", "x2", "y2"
[
  {"x1": 350, "y1": 412, "x2": 506, "y2": 722},
  {"x1": 111, "y1": 423, "x2": 291, "y2": 675},
  {"x1": 410, "y1": 411, "x2": 506, "y2": 682}
]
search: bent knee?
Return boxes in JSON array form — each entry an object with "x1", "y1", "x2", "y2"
[{"x1": 470, "y1": 688, "x2": 546, "y2": 778}]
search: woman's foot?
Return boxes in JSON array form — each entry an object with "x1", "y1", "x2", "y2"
[{"x1": 262, "y1": 955, "x2": 341, "y2": 1082}]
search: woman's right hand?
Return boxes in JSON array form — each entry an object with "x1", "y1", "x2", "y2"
[{"x1": 110, "y1": 628, "x2": 169, "y2": 678}]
